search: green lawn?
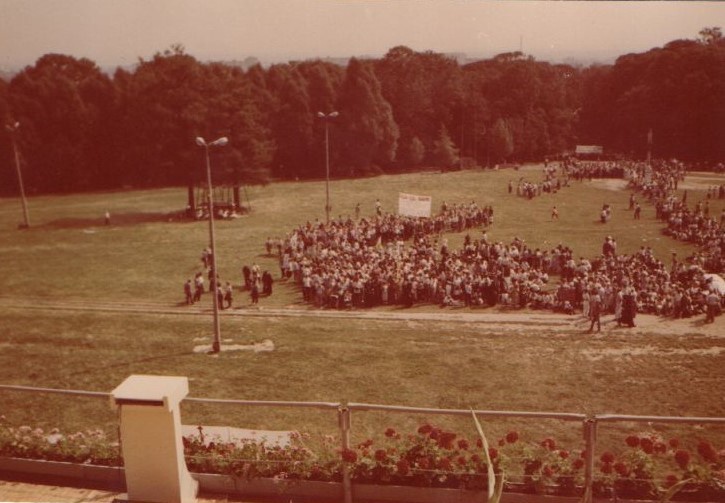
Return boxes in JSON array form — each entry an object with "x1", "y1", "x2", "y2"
[{"x1": 0, "y1": 165, "x2": 723, "y2": 452}]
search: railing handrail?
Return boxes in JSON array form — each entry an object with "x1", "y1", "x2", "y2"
[
  {"x1": 3, "y1": 385, "x2": 724, "y2": 424},
  {"x1": 0, "y1": 384, "x2": 109, "y2": 399},
  {"x1": 595, "y1": 413, "x2": 725, "y2": 424},
  {"x1": 348, "y1": 402, "x2": 587, "y2": 421}
]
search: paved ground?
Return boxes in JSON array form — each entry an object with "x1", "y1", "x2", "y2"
[{"x1": 0, "y1": 479, "x2": 241, "y2": 503}]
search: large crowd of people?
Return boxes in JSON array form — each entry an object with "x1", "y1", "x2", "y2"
[
  {"x1": 268, "y1": 198, "x2": 721, "y2": 321},
  {"x1": 181, "y1": 157, "x2": 723, "y2": 325}
]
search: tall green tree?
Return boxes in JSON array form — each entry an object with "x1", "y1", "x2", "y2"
[
  {"x1": 432, "y1": 126, "x2": 458, "y2": 169},
  {"x1": 7, "y1": 54, "x2": 116, "y2": 193},
  {"x1": 490, "y1": 118, "x2": 514, "y2": 163},
  {"x1": 337, "y1": 58, "x2": 399, "y2": 175}
]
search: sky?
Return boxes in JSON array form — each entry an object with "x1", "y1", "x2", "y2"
[{"x1": 1, "y1": 1, "x2": 725, "y2": 69}]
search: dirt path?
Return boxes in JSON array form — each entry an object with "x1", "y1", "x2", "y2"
[{"x1": 0, "y1": 295, "x2": 720, "y2": 338}]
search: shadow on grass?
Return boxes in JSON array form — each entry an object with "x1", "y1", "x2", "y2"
[{"x1": 40, "y1": 211, "x2": 188, "y2": 229}]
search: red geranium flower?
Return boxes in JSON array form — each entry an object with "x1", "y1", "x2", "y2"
[
  {"x1": 396, "y1": 459, "x2": 410, "y2": 476},
  {"x1": 437, "y1": 431, "x2": 457, "y2": 450},
  {"x1": 488, "y1": 447, "x2": 498, "y2": 460},
  {"x1": 674, "y1": 449, "x2": 691, "y2": 469},
  {"x1": 457, "y1": 455, "x2": 467, "y2": 466},
  {"x1": 668, "y1": 438, "x2": 680, "y2": 449},
  {"x1": 384, "y1": 427, "x2": 397, "y2": 438},
  {"x1": 559, "y1": 450, "x2": 570, "y2": 459},
  {"x1": 640, "y1": 437, "x2": 654, "y2": 454},
  {"x1": 614, "y1": 461, "x2": 630, "y2": 477},
  {"x1": 418, "y1": 424, "x2": 433, "y2": 435},
  {"x1": 540, "y1": 438, "x2": 557, "y2": 451},
  {"x1": 573, "y1": 458, "x2": 585, "y2": 470},
  {"x1": 506, "y1": 431, "x2": 519, "y2": 444},
  {"x1": 457, "y1": 438, "x2": 470, "y2": 450},
  {"x1": 429, "y1": 428, "x2": 442, "y2": 440},
  {"x1": 417, "y1": 457, "x2": 430, "y2": 470},
  {"x1": 471, "y1": 454, "x2": 482, "y2": 464},
  {"x1": 600, "y1": 451, "x2": 615, "y2": 463},
  {"x1": 665, "y1": 474, "x2": 679, "y2": 488},
  {"x1": 438, "y1": 457, "x2": 453, "y2": 471},
  {"x1": 654, "y1": 441, "x2": 667, "y2": 454},
  {"x1": 341, "y1": 448, "x2": 357, "y2": 463},
  {"x1": 357, "y1": 439, "x2": 373, "y2": 449},
  {"x1": 625, "y1": 435, "x2": 640, "y2": 448},
  {"x1": 697, "y1": 441, "x2": 718, "y2": 463},
  {"x1": 374, "y1": 449, "x2": 387, "y2": 462},
  {"x1": 600, "y1": 462, "x2": 613, "y2": 474},
  {"x1": 498, "y1": 438, "x2": 506, "y2": 447},
  {"x1": 476, "y1": 438, "x2": 483, "y2": 449},
  {"x1": 543, "y1": 465, "x2": 554, "y2": 477},
  {"x1": 580, "y1": 450, "x2": 587, "y2": 459}
]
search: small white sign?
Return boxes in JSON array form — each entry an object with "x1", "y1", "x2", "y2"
[{"x1": 398, "y1": 192, "x2": 432, "y2": 218}]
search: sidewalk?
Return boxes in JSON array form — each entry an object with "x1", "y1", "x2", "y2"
[{"x1": 0, "y1": 479, "x2": 234, "y2": 503}]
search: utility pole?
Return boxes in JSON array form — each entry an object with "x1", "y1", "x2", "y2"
[{"x1": 6, "y1": 122, "x2": 30, "y2": 229}]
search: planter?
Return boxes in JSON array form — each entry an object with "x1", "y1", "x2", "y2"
[
  {"x1": 0, "y1": 456, "x2": 124, "y2": 488},
  {"x1": 0, "y1": 457, "x2": 722, "y2": 503}
]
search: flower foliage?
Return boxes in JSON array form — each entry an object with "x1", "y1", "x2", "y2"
[
  {"x1": 0, "y1": 417, "x2": 121, "y2": 466},
  {"x1": 0, "y1": 416, "x2": 722, "y2": 502}
]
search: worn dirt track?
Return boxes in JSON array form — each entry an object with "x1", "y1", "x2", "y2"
[{"x1": 0, "y1": 295, "x2": 720, "y2": 338}]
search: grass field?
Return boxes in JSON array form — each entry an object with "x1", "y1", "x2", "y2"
[{"x1": 0, "y1": 165, "x2": 723, "y2": 453}]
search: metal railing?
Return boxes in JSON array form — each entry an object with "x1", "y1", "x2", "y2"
[{"x1": 1, "y1": 384, "x2": 723, "y2": 503}]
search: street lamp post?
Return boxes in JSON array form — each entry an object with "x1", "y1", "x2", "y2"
[
  {"x1": 317, "y1": 111, "x2": 338, "y2": 223},
  {"x1": 6, "y1": 122, "x2": 30, "y2": 229},
  {"x1": 195, "y1": 136, "x2": 228, "y2": 354}
]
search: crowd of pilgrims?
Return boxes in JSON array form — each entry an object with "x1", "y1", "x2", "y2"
[
  {"x1": 625, "y1": 159, "x2": 724, "y2": 274},
  {"x1": 511, "y1": 160, "x2": 629, "y2": 200},
  {"x1": 269, "y1": 197, "x2": 722, "y2": 319}
]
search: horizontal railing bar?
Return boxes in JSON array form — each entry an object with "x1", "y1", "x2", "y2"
[
  {"x1": 2, "y1": 385, "x2": 724, "y2": 425},
  {"x1": 0, "y1": 384, "x2": 109, "y2": 399},
  {"x1": 183, "y1": 397, "x2": 341, "y2": 410},
  {"x1": 348, "y1": 402, "x2": 587, "y2": 421},
  {"x1": 595, "y1": 414, "x2": 725, "y2": 424}
]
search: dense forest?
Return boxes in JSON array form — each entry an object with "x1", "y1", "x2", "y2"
[{"x1": 1, "y1": 28, "x2": 723, "y2": 196}]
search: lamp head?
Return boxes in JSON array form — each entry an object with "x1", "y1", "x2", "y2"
[
  {"x1": 195, "y1": 137, "x2": 207, "y2": 147},
  {"x1": 210, "y1": 137, "x2": 228, "y2": 147},
  {"x1": 329, "y1": 111, "x2": 339, "y2": 118}
]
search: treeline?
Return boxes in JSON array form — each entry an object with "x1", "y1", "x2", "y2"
[{"x1": 1, "y1": 28, "x2": 723, "y2": 196}]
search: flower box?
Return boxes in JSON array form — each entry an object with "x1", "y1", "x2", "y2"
[
  {"x1": 0, "y1": 457, "x2": 722, "y2": 503},
  {"x1": 0, "y1": 456, "x2": 124, "y2": 489}
]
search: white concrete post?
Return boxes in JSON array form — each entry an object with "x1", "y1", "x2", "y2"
[{"x1": 111, "y1": 375, "x2": 198, "y2": 503}]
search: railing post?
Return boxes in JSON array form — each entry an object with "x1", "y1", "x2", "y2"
[
  {"x1": 583, "y1": 417, "x2": 597, "y2": 503},
  {"x1": 338, "y1": 402, "x2": 353, "y2": 503}
]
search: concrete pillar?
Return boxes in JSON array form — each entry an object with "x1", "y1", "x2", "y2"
[{"x1": 111, "y1": 375, "x2": 198, "y2": 503}]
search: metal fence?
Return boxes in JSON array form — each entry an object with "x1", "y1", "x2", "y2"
[{"x1": 1, "y1": 384, "x2": 724, "y2": 503}]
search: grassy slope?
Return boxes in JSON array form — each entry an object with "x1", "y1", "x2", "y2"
[{"x1": 0, "y1": 165, "x2": 723, "y2": 449}]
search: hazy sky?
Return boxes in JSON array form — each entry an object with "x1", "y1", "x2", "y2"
[{"x1": 2, "y1": 1, "x2": 724, "y2": 68}]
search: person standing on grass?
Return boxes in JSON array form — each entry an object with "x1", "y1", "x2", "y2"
[
  {"x1": 194, "y1": 272, "x2": 204, "y2": 302},
  {"x1": 704, "y1": 288, "x2": 721, "y2": 323},
  {"x1": 634, "y1": 203, "x2": 641, "y2": 220},
  {"x1": 251, "y1": 279, "x2": 260, "y2": 305},
  {"x1": 184, "y1": 279, "x2": 193, "y2": 305},
  {"x1": 551, "y1": 206, "x2": 559, "y2": 220},
  {"x1": 217, "y1": 284, "x2": 225, "y2": 310},
  {"x1": 224, "y1": 282, "x2": 233, "y2": 309},
  {"x1": 588, "y1": 288, "x2": 602, "y2": 333}
]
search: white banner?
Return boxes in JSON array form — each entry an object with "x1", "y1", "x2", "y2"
[{"x1": 398, "y1": 192, "x2": 432, "y2": 218}]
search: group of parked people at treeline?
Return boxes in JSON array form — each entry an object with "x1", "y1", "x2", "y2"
[
  {"x1": 265, "y1": 159, "x2": 722, "y2": 323},
  {"x1": 183, "y1": 247, "x2": 274, "y2": 308}
]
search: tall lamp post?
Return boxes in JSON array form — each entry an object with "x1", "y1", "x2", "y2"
[
  {"x1": 6, "y1": 122, "x2": 30, "y2": 229},
  {"x1": 317, "y1": 111, "x2": 338, "y2": 223},
  {"x1": 195, "y1": 136, "x2": 228, "y2": 354}
]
